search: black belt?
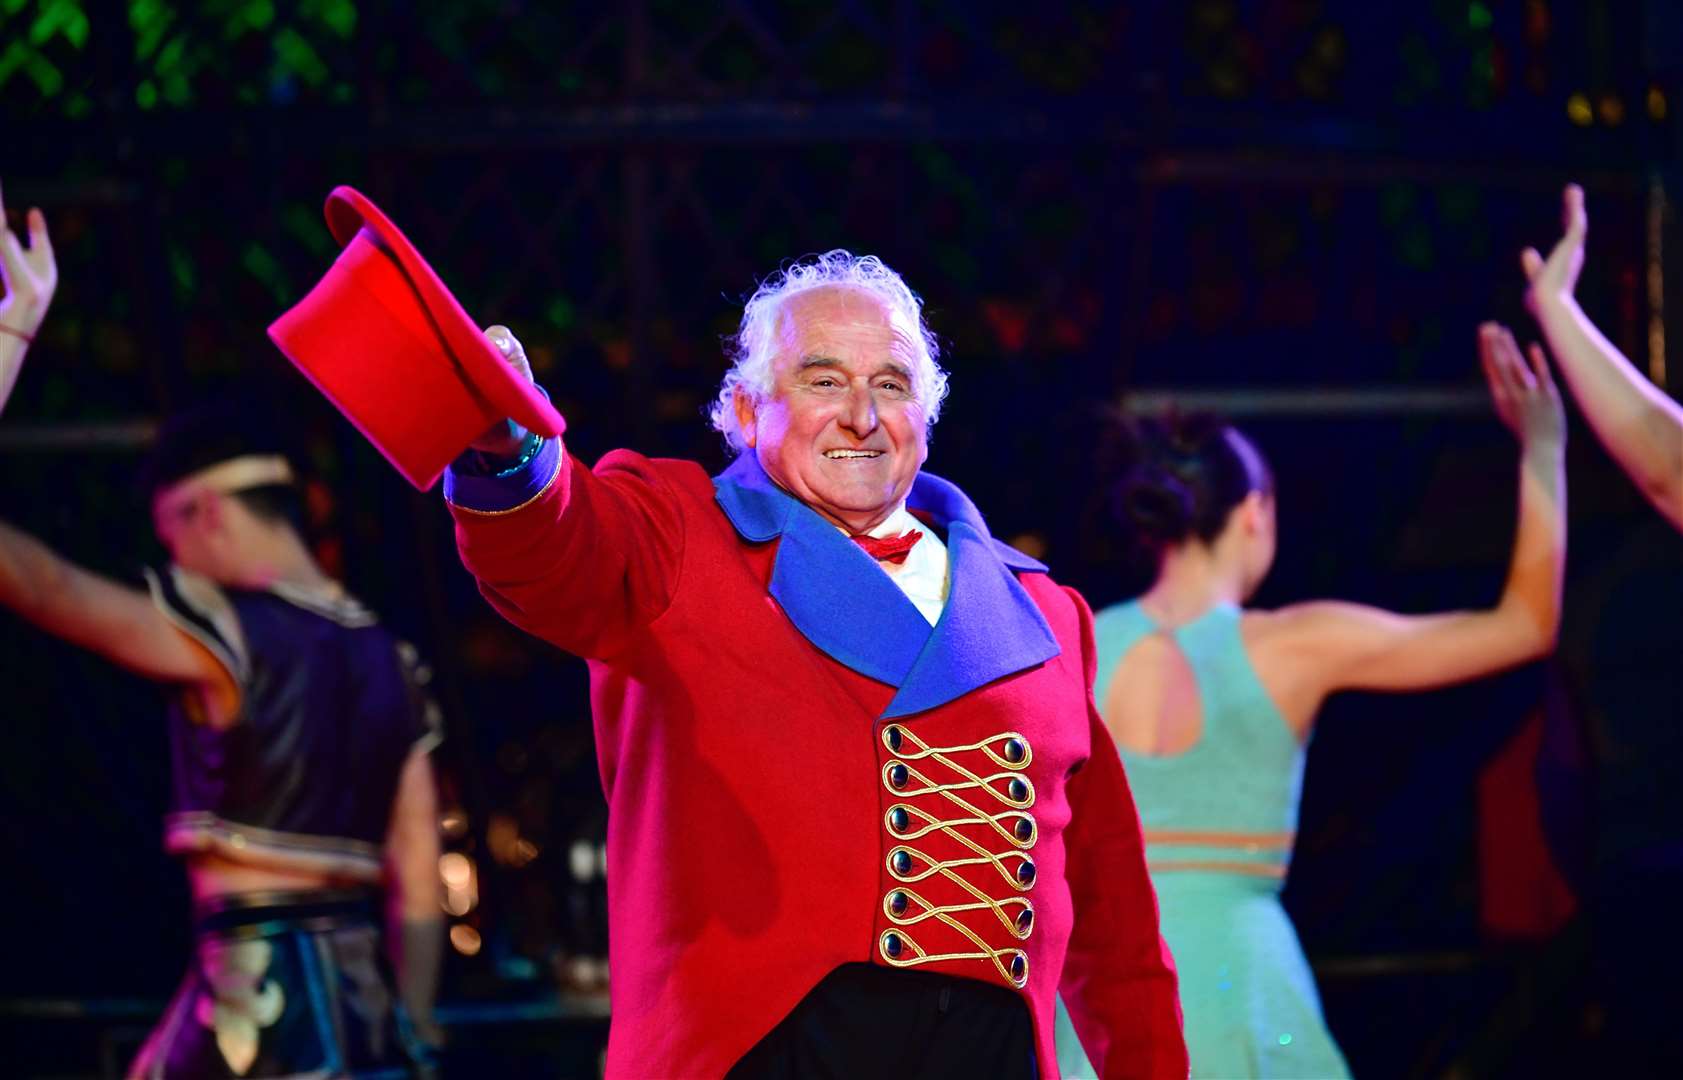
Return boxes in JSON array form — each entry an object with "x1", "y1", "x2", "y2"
[{"x1": 193, "y1": 888, "x2": 379, "y2": 937}]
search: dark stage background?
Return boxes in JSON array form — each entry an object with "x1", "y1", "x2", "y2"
[{"x1": 3, "y1": 2, "x2": 1682, "y2": 1077}]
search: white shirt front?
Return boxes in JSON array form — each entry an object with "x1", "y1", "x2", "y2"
[{"x1": 846, "y1": 503, "x2": 950, "y2": 626}]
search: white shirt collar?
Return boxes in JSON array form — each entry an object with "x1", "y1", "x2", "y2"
[
  {"x1": 854, "y1": 502, "x2": 922, "y2": 541},
  {"x1": 834, "y1": 500, "x2": 950, "y2": 626}
]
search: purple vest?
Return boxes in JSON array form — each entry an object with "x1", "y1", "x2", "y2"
[{"x1": 145, "y1": 566, "x2": 440, "y2": 881}]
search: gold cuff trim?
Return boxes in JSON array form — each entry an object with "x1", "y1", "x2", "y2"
[{"x1": 448, "y1": 441, "x2": 566, "y2": 518}]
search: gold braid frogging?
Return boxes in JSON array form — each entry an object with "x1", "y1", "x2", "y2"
[{"x1": 878, "y1": 726, "x2": 1038, "y2": 988}]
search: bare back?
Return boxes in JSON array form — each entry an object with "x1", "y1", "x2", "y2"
[
  {"x1": 1100, "y1": 631, "x2": 1207, "y2": 757},
  {"x1": 1101, "y1": 607, "x2": 1311, "y2": 756},
  {"x1": 1089, "y1": 599, "x2": 1308, "y2": 850}
]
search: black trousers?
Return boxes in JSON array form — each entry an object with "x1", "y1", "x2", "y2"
[{"x1": 727, "y1": 963, "x2": 1037, "y2": 1080}]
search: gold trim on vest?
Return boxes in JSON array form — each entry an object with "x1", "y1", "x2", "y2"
[{"x1": 877, "y1": 724, "x2": 1037, "y2": 988}]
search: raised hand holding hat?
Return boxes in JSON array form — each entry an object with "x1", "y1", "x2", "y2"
[{"x1": 268, "y1": 186, "x2": 564, "y2": 491}]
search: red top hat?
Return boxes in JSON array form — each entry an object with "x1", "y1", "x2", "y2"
[{"x1": 268, "y1": 186, "x2": 566, "y2": 490}]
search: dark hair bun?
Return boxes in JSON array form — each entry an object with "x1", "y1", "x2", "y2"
[
  {"x1": 1116, "y1": 466, "x2": 1194, "y2": 547},
  {"x1": 1106, "y1": 408, "x2": 1271, "y2": 554}
]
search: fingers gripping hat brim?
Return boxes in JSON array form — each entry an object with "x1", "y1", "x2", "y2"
[{"x1": 267, "y1": 185, "x2": 565, "y2": 491}]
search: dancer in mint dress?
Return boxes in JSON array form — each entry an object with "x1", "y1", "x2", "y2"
[
  {"x1": 1056, "y1": 323, "x2": 1566, "y2": 1078},
  {"x1": 1056, "y1": 600, "x2": 1348, "y2": 1078}
]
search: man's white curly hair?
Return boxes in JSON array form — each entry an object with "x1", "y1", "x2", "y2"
[{"x1": 709, "y1": 250, "x2": 949, "y2": 454}]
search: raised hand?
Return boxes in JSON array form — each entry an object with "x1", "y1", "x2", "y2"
[
  {"x1": 1520, "y1": 183, "x2": 1586, "y2": 314},
  {"x1": 1514, "y1": 182, "x2": 1682, "y2": 528},
  {"x1": 1479, "y1": 321, "x2": 1565, "y2": 451},
  {"x1": 0, "y1": 179, "x2": 57, "y2": 341}
]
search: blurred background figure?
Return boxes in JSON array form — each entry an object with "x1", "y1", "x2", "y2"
[
  {"x1": 1517, "y1": 183, "x2": 1683, "y2": 1075},
  {"x1": 1058, "y1": 322, "x2": 1564, "y2": 1078},
  {"x1": 0, "y1": 399, "x2": 445, "y2": 1077}
]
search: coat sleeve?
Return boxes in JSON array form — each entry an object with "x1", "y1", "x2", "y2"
[
  {"x1": 445, "y1": 437, "x2": 687, "y2": 660},
  {"x1": 1057, "y1": 585, "x2": 1188, "y2": 1080}
]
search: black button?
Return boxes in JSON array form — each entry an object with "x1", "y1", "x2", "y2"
[
  {"x1": 1015, "y1": 906, "x2": 1034, "y2": 935},
  {"x1": 1003, "y1": 738, "x2": 1026, "y2": 763},
  {"x1": 888, "y1": 807, "x2": 910, "y2": 832},
  {"x1": 1009, "y1": 954, "x2": 1027, "y2": 982},
  {"x1": 888, "y1": 763, "x2": 909, "y2": 789},
  {"x1": 883, "y1": 932, "x2": 904, "y2": 959},
  {"x1": 1014, "y1": 817, "x2": 1035, "y2": 843},
  {"x1": 888, "y1": 891, "x2": 909, "y2": 917},
  {"x1": 1016, "y1": 860, "x2": 1037, "y2": 886},
  {"x1": 892, "y1": 850, "x2": 913, "y2": 875},
  {"x1": 885, "y1": 726, "x2": 904, "y2": 752},
  {"x1": 1007, "y1": 777, "x2": 1029, "y2": 801}
]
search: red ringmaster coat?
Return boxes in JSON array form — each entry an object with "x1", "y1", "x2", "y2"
[{"x1": 446, "y1": 435, "x2": 1186, "y2": 1079}]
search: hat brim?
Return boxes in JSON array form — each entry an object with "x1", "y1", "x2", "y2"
[{"x1": 321, "y1": 186, "x2": 566, "y2": 442}]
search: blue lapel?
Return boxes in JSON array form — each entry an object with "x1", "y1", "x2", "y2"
[{"x1": 713, "y1": 453, "x2": 1062, "y2": 719}]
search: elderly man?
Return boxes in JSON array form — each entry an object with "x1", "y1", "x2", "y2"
[{"x1": 445, "y1": 251, "x2": 1185, "y2": 1078}]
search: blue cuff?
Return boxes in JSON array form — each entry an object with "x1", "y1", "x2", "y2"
[{"x1": 444, "y1": 432, "x2": 563, "y2": 513}]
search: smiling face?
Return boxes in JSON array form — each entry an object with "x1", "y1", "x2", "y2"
[{"x1": 733, "y1": 285, "x2": 930, "y2": 533}]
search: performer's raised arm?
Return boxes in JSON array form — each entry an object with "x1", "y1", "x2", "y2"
[
  {"x1": 4, "y1": 403, "x2": 442, "y2": 1076},
  {"x1": 1058, "y1": 322, "x2": 1564, "y2": 1078},
  {"x1": 1522, "y1": 182, "x2": 1683, "y2": 529},
  {"x1": 0, "y1": 179, "x2": 56, "y2": 417},
  {"x1": 0, "y1": 518, "x2": 227, "y2": 690},
  {"x1": 1255, "y1": 320, "x2": 1567, "y2": 722}
]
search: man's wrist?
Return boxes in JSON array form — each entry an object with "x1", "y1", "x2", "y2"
[
  {"x1": 492, "y1": 430, "x2": 545, "y2": 476},
  {"x1": 444, "y1": 428, "x2": 563, "y2": 513},
  {"x1": 457, "y1": 429, "x2": 542, "y2": 477}
]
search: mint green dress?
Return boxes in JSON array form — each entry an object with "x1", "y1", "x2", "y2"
[{"x1": 1055, "y1": 602, "x2": 1350, "y2": 1079}]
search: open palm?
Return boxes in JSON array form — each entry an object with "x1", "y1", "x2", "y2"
[
  {"x1": 1479, "y1": 321, "x2": 1565, "y2": 449},
  {"x1": 1520, "y1": 183, "x2": 1586, "y2": 314},
  {"x1": 0, "y1": 179, "x2": 56, "y2": 338}
]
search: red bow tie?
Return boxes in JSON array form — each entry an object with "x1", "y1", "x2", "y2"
[{"x1": 852, "y1": 529, "x2": 924, "y2": 565}]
